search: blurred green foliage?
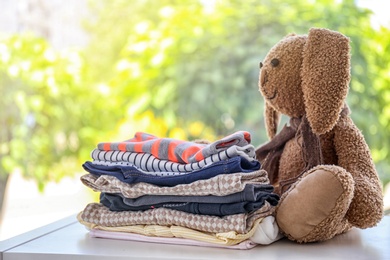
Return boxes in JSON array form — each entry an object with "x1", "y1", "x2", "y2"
[
  {"x1": 0, "y1": 35, "x2": 101, "y2": 189},
  {"x1": 1, "y1": 0, "x2": 390, "y2": 189}
]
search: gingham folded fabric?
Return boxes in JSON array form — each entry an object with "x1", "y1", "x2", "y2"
[
  {"x1": 80, "y1": 169, "x2": 269, "y2": 198},
  {"x1": 80, "y1": 202, "x2": 273, "y2": 234}
]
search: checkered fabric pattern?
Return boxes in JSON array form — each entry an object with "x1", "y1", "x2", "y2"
[
  {"x1": 80, "y1": 202, "x2": 273, "y2": 234},
  {"x1": 80, "y1": 169, "x2": 269, "y2": 198}
]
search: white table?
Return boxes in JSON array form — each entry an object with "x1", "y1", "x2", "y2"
[{"x1": 1, "y1": 215, "x2": 389, "y2": 260}]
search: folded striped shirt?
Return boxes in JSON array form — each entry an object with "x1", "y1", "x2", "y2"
[
  {"x1": 97, "y1": 131, "x2": 252, "y2": 164},
  {"x1": 78, "y1": 214, "x2": 265, "y2": 248},
  {"x1": 78, "y1": 214, "x2": 281, "y2": 247},
  {"x1": 87, "y1": 228, "x2": 258, "y2": 250},
  {"x1": 91, "y1": 144, "x2": 256, "y2": 173}
]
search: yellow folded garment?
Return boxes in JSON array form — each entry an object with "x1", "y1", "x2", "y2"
[{"x1": 77, "y1": 212, "x2": 262, "y2": 246}]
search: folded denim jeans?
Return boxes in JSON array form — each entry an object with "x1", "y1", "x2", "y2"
[
  {"x1": 99, "y1": 183, "x2": 275, "y2": 206},
  {"x1": 83, "y1": 156, "x2": 260, "y2": 187},
  {"x1": 100, "y1": 193, "x2": 279, "y2": 216}
]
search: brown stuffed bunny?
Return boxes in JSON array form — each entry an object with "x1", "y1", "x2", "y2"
[{"x1": 256, "y1": 28, "x2": 384, "y2": 243}]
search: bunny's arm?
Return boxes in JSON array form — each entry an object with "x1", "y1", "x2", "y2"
[{"x1": 333, "y1": 115, "x2": 383, "y2": 228}]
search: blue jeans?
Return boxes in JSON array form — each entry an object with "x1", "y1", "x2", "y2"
[
  {"x1": 82, "y1": 156, "x2": 260, "y2": 187},
  {"x1": 98, "y1": 183, "x2": 276, "y2": 206},
  {"x1": 100, "y1": 192, "x2": 279, "y2": 216}
]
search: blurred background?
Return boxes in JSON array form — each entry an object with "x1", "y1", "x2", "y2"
[{"x1": 1, "y1": 0, "x2": 390, "y2": 240}]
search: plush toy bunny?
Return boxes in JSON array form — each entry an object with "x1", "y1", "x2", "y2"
[{"x1": 255, "y1": 28, "x2": 383, "y2": 243}]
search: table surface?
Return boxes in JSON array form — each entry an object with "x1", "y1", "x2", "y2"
[{"x1": 1, "y1": 214, "x2": 389, "y2": 260}]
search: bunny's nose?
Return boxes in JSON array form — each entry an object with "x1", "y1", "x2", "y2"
[{"x1": 260, "y1": 69, "x2": 267, "y2": 86}]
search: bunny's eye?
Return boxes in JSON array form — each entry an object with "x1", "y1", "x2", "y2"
[
  {"x1": 259, "y1": 62, "x2": 263, "y2": 69},
  {"x1": 271, "y1": 58, "x2": 280, "y2": 67}
]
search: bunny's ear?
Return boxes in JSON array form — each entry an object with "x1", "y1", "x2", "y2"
[
  {"x1": 264, "y1": 101, "x2": 280, "y2": 139},
  {"x1": 301, "y1": 28, "x2": 350, "y2": 135}
]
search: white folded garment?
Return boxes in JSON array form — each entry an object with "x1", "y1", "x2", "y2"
[{"x1": 250, "y1": 216, "x2": 284, "y2": 245}]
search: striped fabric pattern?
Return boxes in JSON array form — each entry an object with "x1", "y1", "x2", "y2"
[
  {"x1": 78, "y1": 212, "x2": 264, "y2": 248},
  {"x1": 91, "y1": 144, "x2": 256, "y2": 173},
  {"x1": 88, "y1": 229, "x2": 258, "y2": 250},
  {"x1": 97, "y1": 131, "x2": 252, "y2": 164},
  {"x1": 77, "y1": 130, "x2": 284, "y2": 249}
]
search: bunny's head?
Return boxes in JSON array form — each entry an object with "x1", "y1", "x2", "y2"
[{"x1": 259, "y1": 28, "x2": 351, "y2": 138}]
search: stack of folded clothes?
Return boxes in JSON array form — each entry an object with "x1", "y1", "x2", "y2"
[{"x1": 78, "y1": 131, "x2": 282, "y2": 249}]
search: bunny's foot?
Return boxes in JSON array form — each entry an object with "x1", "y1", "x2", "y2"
[{"x1": 275, "y1": 165, "x2": 354, "y2": 243}]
